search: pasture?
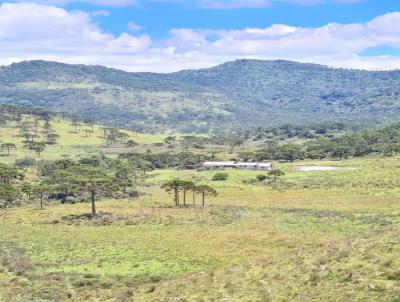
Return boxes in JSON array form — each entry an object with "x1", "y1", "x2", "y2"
[{"x1": 1, "y1": 157, "x2": 400, "y2": 301}]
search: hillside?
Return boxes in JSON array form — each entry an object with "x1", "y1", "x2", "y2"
[
  {"x1": 1, "y1": 59, "x2": 400, "y2": 131},
  {"x1": 0, "y1": 105, "x2": 169, "y2": 165}
]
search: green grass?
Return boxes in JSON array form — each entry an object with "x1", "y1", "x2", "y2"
[
  {"x1": 0, "y1": 117, "x2": 169, "y2": 165},
  {"x1": 1, "y1": 115, "x2": 400, "y2": 301},
  {"x1": 2, "y1": 156, "x2": 400, "y2": 300}
]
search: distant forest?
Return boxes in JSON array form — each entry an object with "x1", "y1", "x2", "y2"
[{"x1": 1, "y1": 59, "x2": 400, "y2": 131}]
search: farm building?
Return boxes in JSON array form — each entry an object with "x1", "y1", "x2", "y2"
[
  {"x1": 203, "y1": 162, "x2": 272, "y2": 171},
  {"x1": 203, "y1": 161, "x2": 237, "y2": 169},
  {"x1": 235, "y1": 163, "x2": 272, "y2": 171}
]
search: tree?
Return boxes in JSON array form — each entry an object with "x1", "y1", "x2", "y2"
[
  {"x1": 164, "y1": 136, "x2": 176, "y2": 148},
  {"x1": 1, "y1": 143, "x2": 16, "y2": 156},
  {"x1": 76, "y1": 167, "x2": 115, "y2": 216},
  {"x1": 238, "y1": 151, "x2": 255, "y2": 162},
  {"x1": 84, "y1": 129, "x2": 92, "y2": 137},
  {"x1": 116, "y1": 132, "x2": 130, "y2": 144},
  {"x1": 71, "y1": 116, "x2": 81, "y2": 133},
  {"x1": 161, "y1": 179, "x2": 183, "y2": 207},
  {"x1": 21, "y1": 182, "x2": 33, "y2": 200},
  {"x1": 43, "y1": 120, "x2": 52, "y2": 132},
  {"x1": 100, "y1": 127, "x2": 111, "y2": 142},
  {"x1": 0, "y1": 164, "x2": 24, "y2": 184},
  {"x1": 106, "y1": 134, "x2": 117, "y2": 145},
  {"x1": 276, "y1": 144, "x2": 304, "y2": 162},
  {"x1": 268, "y1": 169, "x2": 285, "y2": 182},
  {"x1": 46, "y1": 133, "x2": 60, "y2": 145},
  {"x1": 180, "y1": 180, "x2": 195, "y2": 206},
  {"x1": 32, "y1": 183, "x2": 50, "y2": 209},
  {"x1": 195, "y1": 185, "x2": 217, "y2": 207},
  {"x1": 228, "y1": 135, "x2": 244, "y2": 154},
  {"x1": 331, "y1": 145, "x2": 353, "y2": 160},
  {"x1": 27, "y1": 142, "x2": 46, "y2": 155},
  {"x1": 114, "y1": 163, "x2": 136, "y2": 194},
  {"x1": 192, "y1": 185, "x2": 197, "y2": 206},
  {"x1": 42, "y1": 159, "x2": 118, "y2": 214},
  {"x1": 0, "y1": 183, "x2": 21, "y2": 208},
  {"x1": 126, "y1": 139, "x2": 138, "y2": 147},
  {"x1": 83, "y1": 118, "x2": 95, "y2": 133}
]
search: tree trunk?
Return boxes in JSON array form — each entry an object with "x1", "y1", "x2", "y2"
[
  {"x1": 40, "y1": 193, "x2": 43, "y2": 209},
  {"x1": 183, "y1": 189, "x2": 186, "y2": 206},
  {"x1": 174, "y1": 187, "x2": 179, "y2": 207},
  {"x1": 91, "y1": 189, "x2": 96, "y2": 216},
  {"x1": 202, "y1": 191, "x2": 205, "y2": 207}
]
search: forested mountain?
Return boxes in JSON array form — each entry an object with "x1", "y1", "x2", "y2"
[{"x1": 1, "y1": 59, "x2": 400, "y2": 132}]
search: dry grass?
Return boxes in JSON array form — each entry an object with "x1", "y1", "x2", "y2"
[{"x1": 2, "y1": 157, "x2": 400, "y2": 300}]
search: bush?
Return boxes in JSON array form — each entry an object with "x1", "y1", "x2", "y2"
[
  {"x1": 212, "y1": 172, "x2": 229, "y2": 181},
  {"x1": 15, "y1": 157, "x2": 36, "y2": 167},
  {"x1": 256, "y1": 175, "x2": 268, "y2": 182}
]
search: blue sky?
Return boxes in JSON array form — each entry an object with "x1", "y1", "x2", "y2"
[
  {"x1": 0, "y1": 0, "x2": 400, "y2": 71},
  {"x1": 69, "y1": 0, "x2": 400, "y2": 39}
]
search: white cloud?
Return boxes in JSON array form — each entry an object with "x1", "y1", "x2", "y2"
[
  {"x1": 91, "y1": 10, "x2": 110, "y2": 16},
  {"x1": 10, "y1": 0, "x2": 137, "y2": 7},
  {"x1": 4, "y1": 0, "x2": 364, "y2": 8},
  {"x1": 127, "y1": 21, "x2": 144, "y2": 32},
  {"x1": 0, "y1": 2, "x2": 399, "y2": 72},
  {"x1": 200, "y1": 0, "x2": 270, "y2": 9},
  {"x1": 199, "y1": 0, "x2": 363, "y2": 9},
  {"x1": 0, "y1": 3, "x2": 150, "y2": 63}
]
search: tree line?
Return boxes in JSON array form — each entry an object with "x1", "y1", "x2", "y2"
[{"x1": 245, "y1": 123, "x2": 400, "y2": 161}]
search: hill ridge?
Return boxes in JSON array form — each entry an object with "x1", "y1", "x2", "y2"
[{"x1": 1, "y1": 59, "x2": 400, "y2": 132}]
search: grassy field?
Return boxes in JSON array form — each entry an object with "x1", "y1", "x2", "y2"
[
  {"x1": 0, "y1": 117, "x2": 169, "y2": 164},
  {"x1": 2, "y1": 157, "x2": 400, "y2": 301}
]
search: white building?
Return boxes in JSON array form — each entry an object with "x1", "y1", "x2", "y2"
[
  {"x1": 203, "y1": 161, "x2": 236, "y2": 169},
  {"x1": 203, "y1": 162, "x2": 272, "y2": 171}
]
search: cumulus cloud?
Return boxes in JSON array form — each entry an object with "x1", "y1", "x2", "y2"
[
  {"x1": 199, "y1": 0, "x2": 363, "y2": 9},
  {"x1": 0, "y1": 2, "x2": 399, "y2": 72},
  {"x1": 0, "y1": 3, "x2": 150, "y2": 65},
  {"x1": 9, "y1": 0, "x2": 138, "y2": 7},
  {"x1": 4, "y1": 0, "x2": 363, "y2": 8}
]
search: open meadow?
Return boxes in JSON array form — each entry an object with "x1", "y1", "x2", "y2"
[{"x1": 2, "y1": 156, "x2": 400, "y2": 301}]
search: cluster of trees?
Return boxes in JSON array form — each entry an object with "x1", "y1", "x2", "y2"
[
  {"x1": 0, "y1": 104, "x2": 55, "y2": 126},
  {"x1": 100, "y1": 126, "x2": 133, "y2": 146},
  {"x1": 120, "y1": 151, "x2": 210, "y2": 170},
  {"x1": 0, "y1": 155, "x2": 140, "y2": 215},
  {"x1": 163, "y1": 135, "x2": 209, "y2": 151},
  {"x1": 236, "y1": 123, "x2": 400, "y2": 161},
  {"x1": 0, "y1": 106, "x2": 62, "y2": 157},
  {"x1": 0, "y1": 164, "x2": 24, "y2": 208},
  {"x1": 161, "y1": 179, "x2": 217, "y2": 207},
  {"x1": 250, "y1": 122, "x2": 357, "y2": 141}
]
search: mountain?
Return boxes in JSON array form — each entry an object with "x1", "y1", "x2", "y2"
[{"x1": 1, "y1": 59, "x2": 400, "y2": 132}]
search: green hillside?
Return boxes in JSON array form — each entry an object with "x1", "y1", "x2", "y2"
[{"x1": 1, "y1": 59, "x2": 400, "y2": 131}]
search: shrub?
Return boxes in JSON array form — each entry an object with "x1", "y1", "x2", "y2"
[
  {"x1": 256, "y1": 175, "x2": 268, "y2": 182},
  {"x1": 15, "y1": 157, "x2": 36, "y2": 167},
  {"x1": 212, "y1": 172, "x2": 229, "y2": 181}
]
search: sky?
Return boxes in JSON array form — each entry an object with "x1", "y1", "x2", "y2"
[{"x1": 1, "y1": 0, "x2": 400, "y2": 72}]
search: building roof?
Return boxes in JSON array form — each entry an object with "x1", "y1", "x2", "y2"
[
  {"x1": 203, "y1": 161, "x2": 235, "y2": 166},
  {"x1": 235, "y1": 163, "x2": 257, "y2": 166},
  {"x1": 257, "y1": 163, "x2": 272, "y2": 167}
]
